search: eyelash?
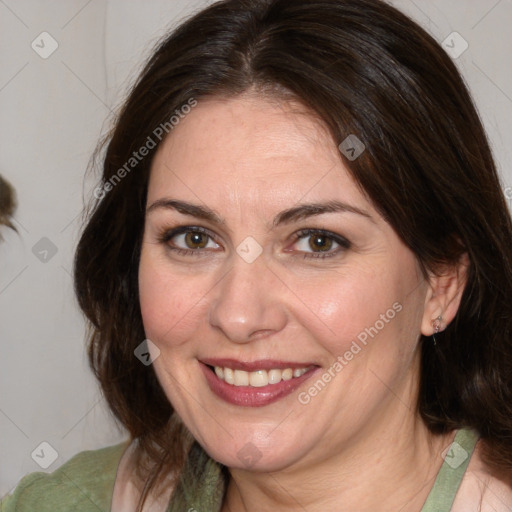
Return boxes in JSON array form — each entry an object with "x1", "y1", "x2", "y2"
[
  {"x1": 157, "y1": 226, "x2": 351, "y2": 259},
  {"x1": 157, "y1": 226, "x2": 217, "y2": 257},
  {"x1": 292, "y1": 229, "x2": 351, "y2": 259}
]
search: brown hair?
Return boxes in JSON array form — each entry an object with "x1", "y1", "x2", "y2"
[{"x1": 74, "y1": 0, "x2": 512, "y2": 508}]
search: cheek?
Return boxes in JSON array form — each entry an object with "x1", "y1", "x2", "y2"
[
  {"x1": 300, "y1": 265, "x2": 388, "y2": 340},
  {"x1": 299, "y1": 258, "x2": 418, "y2": 361},
  {"x1": 138, "y1": 248, "x2": 208, "y2": 347}
]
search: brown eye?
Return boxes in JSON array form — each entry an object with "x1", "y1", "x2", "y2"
[
  {"x1": 291, "y1": 229, "x2": 350, "y2": 259},
  {"x1": 185, "y1": 231, "x2": 209, "y2": 249},
  {"x1": 161, "y1": 227, "x2": 220, "y2": 253},
  {"x1": 308, "y1": 234, "x2": 333, "y2": 252}
]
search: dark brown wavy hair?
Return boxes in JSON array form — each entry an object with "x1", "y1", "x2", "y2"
[{"x1": 74, "y1": 0, "x2": 512, "y2": 508}]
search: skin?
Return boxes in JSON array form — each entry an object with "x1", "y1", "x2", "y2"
[{"x1": 137, "y1": 92, "x2": 468, "y2": 511}]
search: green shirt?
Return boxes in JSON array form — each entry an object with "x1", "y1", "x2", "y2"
[{"x1": 1, "y1": 428, "x2": 479, "y2": 511}]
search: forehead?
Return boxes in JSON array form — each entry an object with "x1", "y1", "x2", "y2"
[{"x1": 148, "y1": 94, "x2": 370, "y2": 212}]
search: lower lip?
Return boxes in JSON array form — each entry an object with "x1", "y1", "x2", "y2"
[{"x1": 200, "y1": 363, "x2": 318, "y2": 407}]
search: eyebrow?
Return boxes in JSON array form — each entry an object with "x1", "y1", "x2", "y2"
[
  {"x1": 273, "y1": 201, "x2": 373, "y2": 226},
  {"x1": 146, "y1": 199, "x2": 224, "y2": 225},
  {"x1": 146, "y1": 198, "x2": 373, "y2": 226}
]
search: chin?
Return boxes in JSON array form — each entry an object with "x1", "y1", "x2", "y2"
[
  {"x1": 193, "y1": 426, "x2": 312, "y2": 473},
  {"x1": 210, "y1": 445, "x2": 300, "y2": 472}
]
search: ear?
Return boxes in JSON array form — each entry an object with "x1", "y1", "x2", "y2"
[{"x1": 421, "y1": 253, "x2": 470, "y2": 336}]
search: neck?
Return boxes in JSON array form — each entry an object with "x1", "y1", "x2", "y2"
[{"x1": 222, "y1": 376, "x2": 455, "y2": 512}]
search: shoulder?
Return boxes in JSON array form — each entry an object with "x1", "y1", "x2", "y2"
[
  {"x1": 1, "y1": 441, "x2": 129, "y2": 512},
  {"x1": 112, "y1": 441, "x2": 177, "y2": 512},
  {"x1": 453, "y1": 439, "x2": 512, "y2": 512}
]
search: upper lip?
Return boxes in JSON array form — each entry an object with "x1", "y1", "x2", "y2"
[{"x1": 200, "y1": 358, "x2": 318, "y2": 372}]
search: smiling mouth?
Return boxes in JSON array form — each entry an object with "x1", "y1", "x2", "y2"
[
  {"x1": 200, "y1": 360, "x2": 319, "y2": 407},
  {"x1": 212, "y1": 365, "x2": 310, "y2": 387}
]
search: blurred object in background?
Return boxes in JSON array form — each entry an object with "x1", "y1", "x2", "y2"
[{"x1": 0, "y1": 174, "x2": 17, "y2": 238}]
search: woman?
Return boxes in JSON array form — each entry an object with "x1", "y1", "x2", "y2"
[{"x1": 3, "y1": 0, "x2": 512, "y2": 510}]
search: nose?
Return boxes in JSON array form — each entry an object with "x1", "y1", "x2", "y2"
[{"x1": 208, "y1": 256, "x2": 288, "y2": 343}]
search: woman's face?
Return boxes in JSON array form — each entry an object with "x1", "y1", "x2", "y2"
[{"x1": 139, "y1": 94, "x2": 429, "y2": 471}]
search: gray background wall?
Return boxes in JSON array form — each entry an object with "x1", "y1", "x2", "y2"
[{"x1": 1, "y1": 0, "x2": 511, "y2": 496}]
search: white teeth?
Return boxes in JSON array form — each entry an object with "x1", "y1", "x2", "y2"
[
  {"x1": 282, "y1": 368, "x2": 293, "y2": 381},
  {"x1": 224, "y1": 367, "x2": 234, "y2": 385},
  {"x1": 234, "y1": 369, "x2": 249, "y2": 386},
  {"x1": 249, "y1": 370, "x2": 268, "y2": 387},
  {"x1": 213, "y1": 366, "x2": 309, "y2": 387},
  {"x1": 268, "y1": 369, "x2": 282, "y2": 385}
]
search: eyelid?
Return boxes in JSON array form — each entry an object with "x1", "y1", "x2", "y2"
[
  {"x1": 156, "y1": 224, "x2": 350, "y2": 259},
  {"x1": 293, "y1": 228, "x2": 351, "y2": 247},
  {"x1": 288, "y1": 228, "x2": 351, "y2": 258},
  {"x1": 157, "y1": 225, "x2": 223, "y2": 254},
  {"x1": 158, "y1": 225, "x2": 216, "y2": 243}
]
